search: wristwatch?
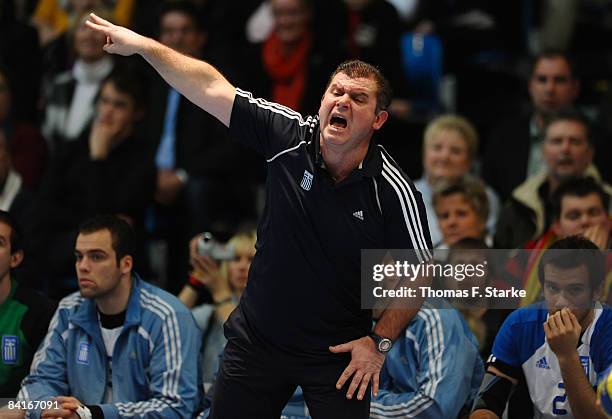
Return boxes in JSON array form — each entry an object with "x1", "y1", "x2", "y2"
[{"x1": 369, "y1": 332, "x2": 393, "y2": 353}]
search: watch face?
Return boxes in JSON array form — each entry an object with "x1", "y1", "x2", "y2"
[{"x1": 379, "y1": 338, "x2": 392, "y2": 352}]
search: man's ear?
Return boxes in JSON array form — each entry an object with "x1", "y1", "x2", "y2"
[
  {"x1": 9, "y1": 250, "x2": 23, "y2": 269},
  {"x1": 119, "y1": 255, "x2": 133, "y2": 275},
  {"x1": 373, "y1": 110, "x2": 388, "y2": 130}
]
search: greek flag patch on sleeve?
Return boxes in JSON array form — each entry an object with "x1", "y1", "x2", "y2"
[{"x1": 2, "y1": 335, "x2": 19, "y2": 364}]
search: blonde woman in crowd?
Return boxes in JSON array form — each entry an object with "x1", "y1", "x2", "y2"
[
  {"x1": 178, "y1": 230, "x2": 256, "y2": 385},
  {"x1": 415, "y1": 115, "x2": 499, "y2": 247}
]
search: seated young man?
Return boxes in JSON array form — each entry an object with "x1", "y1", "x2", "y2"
[
  {"x1": 13, "y1": 215, "x2": 201, "y2": 419},
  {"x1": 470, "y1": 236, "x2": 612, "y2": 419}
]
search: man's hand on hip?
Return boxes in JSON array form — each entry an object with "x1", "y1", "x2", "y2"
[{"x1": 329, "y1": 336, "x2": 385, "y2": 401}]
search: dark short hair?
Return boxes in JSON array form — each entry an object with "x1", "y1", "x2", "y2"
[
  {"x1": 0, "y1": 210, "x2": 23, "y2": 254},
  {"x1": 530, "y1": 50, "x2": 577, "y2": 80},
  {"x1": 159, "y1": 0, "x2": 205, "y2": 32},
  {"x1": 78, "y1": 215, "x2": 135, "y2": 264},
  {"x1": 101, "y1": 69, "x2": 147, "y2": 110},
  {"x1": 542, "y1": 107, "x2": 591, "y2": 144},
  {"x1": 537, "y1": 236, "x2": 605, "y2": 290},
  {"x1": 326, "y1": 60, "x2": 392, "y2": 113},
  {"x1": 551, "y1": 177, "x2": 609, "y2": 220}
]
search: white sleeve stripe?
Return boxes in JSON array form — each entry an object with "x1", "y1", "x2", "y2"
[
  {"x1": 266, "y1": 140, "x2": 308, "y2": 163},
  {"x1": 140, "y1": 291, "x2": 182, "y2": 401},
  {"x1": 372, "y1": 178, "x2": 382, "y2": 215},
  {"x1": 380, "y1": 152, "x2": 432, "y2": 260},
  {"x1": 381, "y1": 158, "x2": 430, "y2": 260},
  {"x1": 235, "y1": 89, "x2": 309, "y2": 125},
  {"x1": 143, "y1": 291, "x2": 182, "y2": 396},
  {"x1": 29, "y1": 296, "x2": 83, "y2": 374},
  {"x1": 17, "y1": 385, "x2": 29, "y2": 402},
  {"x1": 381, "y1": 167, "x2": 426, "y2": 263},
  {"x1": 137, "y1": 326, "x2": 155, "y2": 355},
  {"x1": 419, "y1": 309, "x2": 442, "y2": 397},
  {"x1": 129, "y1": 291, "x2": 183, "y2": 415},
  {"x1": 60, "y1": 323, "x2": 76, "y2": 341},
  {"x1": 370, "y1": 394, "x2": 432, "y2": 416},
  {"x1": 428, "y1": 308, "x2": 445, "y2": 396},
  {"x1": 379, "y1": 148, "x2": 432, "y2": 258},
  {"x1": 370, "y1": 309, "x2": 444, "y2": 415},
  {"x1": 140, "y1": 295, "x2": 175, "y2": 400},
  {"x1": 236, "y1": 88, "x2": 304, "y2": 119},
  {"x1": 370, "y1": 397, "x2": 434, "y2": 418},
  {"x1": 116, "y1": 399, "x2": 167, "y2": 416}
]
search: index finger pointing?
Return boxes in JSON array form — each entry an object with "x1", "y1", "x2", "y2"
[
  {"x1": 85, "y1": 20, "x2": 111, "y2": 35},
  {"x1": 88, "y1": 13, "x2": 113, "y2": 27}
]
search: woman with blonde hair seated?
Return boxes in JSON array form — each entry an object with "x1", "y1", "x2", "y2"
[
  {"x1": 178, "y1": 230, "x2": 256, "y2": 386},
  {"x1": 415, "y1": 114, "x2": 499, "y2": 247}
]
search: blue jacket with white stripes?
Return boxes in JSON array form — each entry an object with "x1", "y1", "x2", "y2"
[
  {"x1": 370, "y1": 299, "x2": 484, "y2": 418},
  {"x1": 17, "y1": 276, "x2": 202, "y2": 419},
  {"x1": 281, "y1": 299, "x2": 484, "y2": 419}
]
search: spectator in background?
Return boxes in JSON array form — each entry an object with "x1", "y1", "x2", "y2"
[
  {"x1": 15, "y1": 215, "x2": 201, "y2": 419},
  {"x1": 42, "y1": 10, "x2": 114, "y2": 149},
  {"x1": 342, "y1": 0, "x2": 404, "y2": 96},
  {"x1": 503, "y1": 177, "x2": 611, "y2": 308},
  {"x1": 0, "y1": 132, "x2": 31, "y2": 229},
  {"x1": 415, "y1": 115, "x2": 499, "y2": 246},
  {"x1": 0, "y1": 211, "x2": 56, "y2": 397},
  {"x1": 483, "y1": 51, "x2": 580, "y2": 201},
  {"x1": 432, "y1": 175, "x2": 490, "y2": 249},
  {"x1": 0, "y1": 65, "x2": 47, "y2": 189},
  {"x1": 144, "y1": 1, "x2": 258, "y2": 293},
  {"x1": 0, "y1": 0, "x2": 42, "y2": 123},
  {"x1": 29, "y1": 69, "x2": 155, "y2": 294},
  {"x1": 178, "y1": 230, "x2": 256, "y2": 386},
  {"x1": 494, "y1": 108, "x2": 611, "y2": 249},
  {"x1": 32, "y1": 0, "x2": 135, "y2": 46},
  {"x1": 243, "y1": 0, "x2": 344, "y2": 115}
]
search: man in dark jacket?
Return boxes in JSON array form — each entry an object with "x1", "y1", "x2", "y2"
[
  {"x1": 144, "y1": 1, "x2": 259, "y2": 292},
  {"x1": 494, "y1": 108, "x2": 611, "y2": 250},
  {"x1": 483, "y1": 51, "x2": 580, "y2": 201}
]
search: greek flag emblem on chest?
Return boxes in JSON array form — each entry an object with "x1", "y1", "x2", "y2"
[
  {"x1": 77, "y1": 342, "x2": 90, "y2": 365},
  {"x1": 2, "y1": 335, "x2": 18, "y2": 364},
  {"x1": 300, "y1": 170, "x2": 314, "y2": 191}
]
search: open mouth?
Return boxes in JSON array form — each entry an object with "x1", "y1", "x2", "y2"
[{"x1": 330, "y1": 115, "x2": 347, "y2": 129}]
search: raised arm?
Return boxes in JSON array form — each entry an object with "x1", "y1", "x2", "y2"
[{"x1": 85, "y1": 13, "x2": 235, "y2": 127}]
